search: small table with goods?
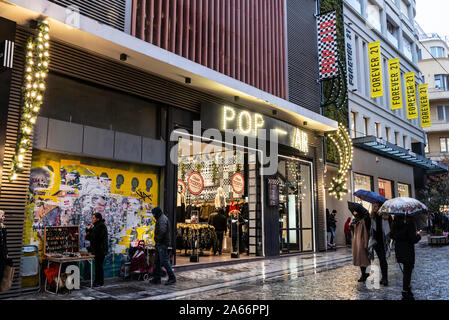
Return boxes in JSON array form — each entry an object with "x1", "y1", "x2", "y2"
[{"x1": 43, "y1": 225, "x2": 95, "y2": 294}]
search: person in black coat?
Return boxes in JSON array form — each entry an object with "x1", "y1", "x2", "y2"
[
  {"x1": 150, "y1": 207, "x2": 176, "y2": 285},
  {"x1": 228, "y1": 210, "x2": 245, "y2": 254},
  {"x1": 391, "y1": 215, "x2": 422, "y2": 300},
  {"x1": 0, "y1": 210, "x2": 8, "y2": 282},
  {"x1": 209, "y1": 209, "x2": 227, "y2": 255},
  {"x1": 86, "y1": 212, "x2": 108, "y2": 287}
]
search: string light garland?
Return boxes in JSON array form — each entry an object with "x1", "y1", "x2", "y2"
[
  {"x1": 327, "y1": 123, "x2": 353, "y2": 200},
  {"x1": 10, "y1": 20, "x2": 50, "y2": 181}
]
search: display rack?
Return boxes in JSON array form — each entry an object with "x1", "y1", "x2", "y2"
[{"x1": 44, "y1": 225, "x2": 80, "y2": 256}]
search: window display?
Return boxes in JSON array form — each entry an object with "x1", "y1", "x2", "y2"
[
  {"x1": 175, "y1": 138, "x2": 256, "y2": 264},
  {"x1": 378, "y1": 178, "x2": 393, "y2": 199},
  {"x1": 354, "y1": 173, "x2": 374, "y2": 211},
  {"x1": 398, "y1": 183, "x2": 411, "y2": 197}
]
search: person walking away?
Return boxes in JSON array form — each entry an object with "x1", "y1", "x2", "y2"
[
  {"x1": 344, "y1": 217, "x2": 352, "y2": 246},
  {"x1": 326, "y1": 209, "x2": 331, "y2": 247},
  {"x1": 329, "y1": 210, "x2": 337, "y2": 247},
  {"x1": 368, "y1": 202, "x2": 391, "y2": 286},
  {"x1": 150, "y1": 207, "x2": 176, "y2": 285},
  {"x1": 350, "y1": 208, "x2": 371, "y2": 282},
  {"x1": 86, "y1": 212, "x2": 108, "y2": 287},
  {"x1": 391, "y1": 215, "x2": 421, "y2": 300},
  {"x1": 209, "y1": 209, "x2": 227, "y2": 255},
  {"x1": 0, "y1": 210, "x2": 8, "y2": 282},
  {"x1": 229, "y1": 210, "x2": 244, "y2": 254}
]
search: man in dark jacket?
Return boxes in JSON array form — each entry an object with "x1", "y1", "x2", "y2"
[
  {"x1": 209, "y1": 209, "x2": 227, "y2": 255},
  {"x1": 151, "y1": 207, "x2": 176, "y2": 285},
  {"x1": 86, "y1": 212, "x2": 108, "y2": 287}
]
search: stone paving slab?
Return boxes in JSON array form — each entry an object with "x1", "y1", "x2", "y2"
[{"x1": 14, "y1": 239, "x2": 449, "y2": 300}]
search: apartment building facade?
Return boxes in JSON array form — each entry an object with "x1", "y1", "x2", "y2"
[
  {"x1": 325, "y1": 0, "x2": 446, "y2": 247},
  {"x1": 418, "y1": 33, "x2": 449, "y2": 162},
  {"x1": 0, "y1": 0, "x2": 338, "y2": 297}
]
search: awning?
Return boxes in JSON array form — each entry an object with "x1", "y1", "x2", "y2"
[{"x1": 353, "y1": 136, "x2": 448, "y2": 174}]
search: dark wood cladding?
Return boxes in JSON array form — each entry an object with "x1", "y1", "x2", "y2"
[{"x1": 131, "y1": 0, "x2": 287, "y2": 99}]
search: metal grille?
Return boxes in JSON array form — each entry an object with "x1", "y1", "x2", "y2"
[
  {"x1": 286, "y1": 0, "x2": 321, "y2": 114},
  {"x1": 0, "y1": 29, "x2": 29, "y2": 300},
  {"x1": 47, "y1": 0, "x2": 127, "y2": 31}
]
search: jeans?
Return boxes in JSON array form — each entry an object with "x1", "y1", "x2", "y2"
[
  {"x1": 154, "y1": 245, "x2": 175, "y2": 280},
  {"x1": 403, "y1": 263, "x2": 414, "y2": 291},
  {"x1": 94, "y1": 255, "x2": 105, "y2": 285},
  {"x1": 215, "y1": 231, "x2": 224, "y2": 254},
  {"x1": 345, "y1": 233, "x2": 352, "y2": 245},
  {"x1": 329, "y1": 227, "x2": 336, "y2": 244},
  {"x1": 374, "y1": 245, "x2": 388, "y2": 280}
]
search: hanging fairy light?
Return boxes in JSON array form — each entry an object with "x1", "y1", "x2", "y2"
[
  {"x1": 10, "y1": 20, "x2": 50, "y2": 181},
  {"x1": 327, "y1": 123, "x2": 353, "y2": 200}
]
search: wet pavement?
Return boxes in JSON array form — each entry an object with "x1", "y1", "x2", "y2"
[{"x1": 15, "y1": 237, "x2": 449, "y2": 300}]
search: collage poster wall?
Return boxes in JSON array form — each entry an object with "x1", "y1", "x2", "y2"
[{"x1": 24, "y1": 150, "x2": 160, "y2": 277}]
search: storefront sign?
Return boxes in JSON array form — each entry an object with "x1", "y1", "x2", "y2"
[
  {"x1": 388, "y1": 58, "x2": 403, "y2": 110},
  {"x1": 187, "y1": 171, "x2": 204, "y2": 195},
  {"x1": 267, "y1": 178, "x2": 279, "y2": 207},
  {"x1": 231, "y1": 172, "x2": 245, "y2": 194},
  {"x1": 405, "y1": 72, "x2": 418, "y2": 119},
  {"x1": 201, "y1": 103, "x2": 310, "y2": 154},
  {"x1": 344, "y1": 25, "x2": 357, "y2": 91},
  {"x1": 368, "y1": 41, "x2": 384, "y2": 98},
  {"x1": 419, "y1": 84, "x2": 431, "y2": 128},
  {"x1": 317, "y1": 11, "x2": 339, "y2": 80}
]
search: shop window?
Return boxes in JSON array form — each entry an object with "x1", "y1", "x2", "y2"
[
  {"x1": 378, "y1": 178, "x2": 394, "y2": 199},
  {"x1": 354, "y1": 173, "x2": 374, "y2": 211},
  {"x1": 398, "y1": 183, "x2": 411, "y2": 197}
]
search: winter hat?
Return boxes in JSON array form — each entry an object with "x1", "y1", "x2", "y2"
[{"x1": 152, "y1": 207, "x2": 163, "y2": 219}]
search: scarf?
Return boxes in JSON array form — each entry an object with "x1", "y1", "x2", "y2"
[{"x1": 368, "y1": 214, "x2": 391, "y2": 260}]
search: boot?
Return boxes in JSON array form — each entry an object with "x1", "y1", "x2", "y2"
[
  {"x1": 358, "y1": 273, "x2": 369, "y2": 282},
  {"x1": 402, "y1": 288, "x2": 415, "y2": 300},
  {"x1": 165, "y1": 277, "x2": 177, "y2": 285},
  {"x1": 380, "y1": 277, "x2": 389, "y2": 286}
]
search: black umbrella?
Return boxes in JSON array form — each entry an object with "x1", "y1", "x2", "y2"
[{"x1": 348, "y1": 201, "x2": 369, "y2": 216}]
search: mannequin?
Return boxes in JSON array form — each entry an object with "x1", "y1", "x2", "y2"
[
  {"x1": 0, "y1": 210, "x2": 8, "y2": 281},
  {"x1": 214, "y1": 187, "x2": 226, "y2": 210},
  {"x1": 176, "y1": 185, "x2": 186, "y2": 223}
]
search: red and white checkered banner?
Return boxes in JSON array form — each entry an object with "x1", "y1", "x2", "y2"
[{"x1": 317, "y1": 11, "x2": 339, "y2": 80}]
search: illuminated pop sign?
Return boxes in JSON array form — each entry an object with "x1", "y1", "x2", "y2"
[{"x1": 201, "y1": 103, "x2": 309, "y2": 154}]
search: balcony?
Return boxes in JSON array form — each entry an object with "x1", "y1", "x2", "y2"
[
  {"x1": 423, "y1": 122, "x2": 449, "y2": 133},
  {"x1": 429, "y1": 88, "x2": 449, "y2": 102}
]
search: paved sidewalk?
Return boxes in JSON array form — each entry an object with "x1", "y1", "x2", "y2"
[{"x1": 15, "y1": 238, "x2": 449, "y2": 300}]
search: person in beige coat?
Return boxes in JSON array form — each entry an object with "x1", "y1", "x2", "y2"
[{"x1": 350, "y1": 205, "x2": 371, "y2": 282}]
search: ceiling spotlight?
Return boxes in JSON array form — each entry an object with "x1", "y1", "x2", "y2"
[
  {"x1": 234, "y1": 96, "x2": 240, "y2": 102},
  {"x1": 120, "y1": 53, "x2": 128, "y2": 61},
  {"x1": 185, "y1": 77, "x2": 191, "y2": 84}
]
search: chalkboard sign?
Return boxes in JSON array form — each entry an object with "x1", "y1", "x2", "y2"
[
  {"x1": 267, "y1": 179, "x2": 279, "y2": 207},
  {"x1": 44, "y1": 226, "x2": 80, "y2": 255}
]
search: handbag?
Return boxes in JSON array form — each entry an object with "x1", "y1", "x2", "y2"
[{"x1": 0, "y1": 260, "x2": 15, "y2": 292}]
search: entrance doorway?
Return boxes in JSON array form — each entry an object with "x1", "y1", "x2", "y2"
[{"x1": 278, "y1": 156, "x2": 314, "y2": 254}]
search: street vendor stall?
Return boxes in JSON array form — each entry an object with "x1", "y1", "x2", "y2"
[{"x1": 43, "y1": 226, "x2": 95, "y2": 294}]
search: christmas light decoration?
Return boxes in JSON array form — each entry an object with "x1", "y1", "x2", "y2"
[
  {"x1": 327, "y1": 123, "x2": 353, "y2": 200},
  {"x1": 10, "y1": 20, "x2": 50, "y2": 181}
]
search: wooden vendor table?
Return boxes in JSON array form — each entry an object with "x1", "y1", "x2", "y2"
[{"x1": 44, "y1": 254, "x2": 95, "y2": 294}]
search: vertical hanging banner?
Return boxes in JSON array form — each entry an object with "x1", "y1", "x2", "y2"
[
  {"x1": 317, "y1": 11, "x2": 339, "y2": 80},
  {"x1": 344, "y1": 24, "x2": 357, "y2": 92},
  {"x1": 388, "y1": 58, "x2": 403, "y2": 110},
  {"x1": 368, "y1": 41, "x2": 383, "y2": 98},
  {"x1": 419, "y1": 84, "x2": 431, "y2": 127},
  {"x1": 405, "y1": 72, "x2": 418, "y2": 119}
]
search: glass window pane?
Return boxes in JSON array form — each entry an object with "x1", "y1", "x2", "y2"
[
  {"x1": 398, "y1": 183, "x2": 411, "y2": 197},
  {"x1": 445, "y1": 106, "x2": 449, "y2": 123},
  {"x1": 438, "y1": 106, "x2": 445, "y2": 120},
  {"x1": 378, "y1": 178, "x2": 393, "y2": 199},
  {"x1": 354, "y1": 173, "x2": 373, "y2": 211},
  {"x1": 435, "y1": 75, "x2": 443, "y2": 89},
  {"x1": 367, "y1": 4, "x2": 381, "y2": 32},
  {"x1": 346, "y1": 0, "x2": 362, "y2": 14},
  {"x1": 440, "y1": 138, "x2": 447, "y2": 152}
]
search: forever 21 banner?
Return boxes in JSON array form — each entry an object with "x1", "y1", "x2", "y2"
[{"x1": 316, "y1": 11, "x2": 339, "y2": 80}]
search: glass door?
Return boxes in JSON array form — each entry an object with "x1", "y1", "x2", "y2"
[{"x1": 278, "y1": 157, "x2": 314, "y2": 254}]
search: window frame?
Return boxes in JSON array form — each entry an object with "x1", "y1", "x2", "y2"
[{"x1": 440, "y1": 137, "x2": 448, "y2": 153}]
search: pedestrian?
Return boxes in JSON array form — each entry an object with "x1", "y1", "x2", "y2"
[
  {"x1": 350, "y1": 207, "x2": 371, "y2": 282},
  {"x1": 150, "y1": 207, "x2": 176, "y2": 285},
  {"x1": 344, "y1": 217, "x2": 352, "y2": 246},
  {"x1": 326, "y1": 208, "x2": 331, "y2": 246},
  {"x1": 0, "y1": 210, "x2": 8, "y2": 282},
  {"x1": 329, "y1": 210, "x2": 337, "y2": 246},
  {"x1": 229, "y1": 210, "x2": 244, "y2": 254},
  {"x1": 368, "y1": 202, "x2": 391, "y2": 286},
  {"x1": 209, "y1": 208, "x2": 227, "y2": 255},
  {"x1": 86, "y1": 212, "x2": 108, "y2": 287},
  {"x1": 390, "y1": 215, "x2": 422, "y2": 300}
]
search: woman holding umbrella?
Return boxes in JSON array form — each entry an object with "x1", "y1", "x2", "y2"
[
  {"x1": 348, "y1": 202, "x2": 371, "y2": 282},
  {"x1": 379, "y1": 197, "x2": 426, "y2": 300}
]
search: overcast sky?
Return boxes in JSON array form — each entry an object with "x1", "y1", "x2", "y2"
[{"x1": 415, "y1": 0, "x2": 449, "y2": 36}]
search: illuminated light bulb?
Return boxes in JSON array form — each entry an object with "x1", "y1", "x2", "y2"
[
  {"x1": 45, "y1": 27, "x2": 49, "y2": 32},
  {"x1": 38, "y1": 63, "x2": 42, "y2": 67},
  {"x1": 18, "y1": 155, "x2": 24, "y2": 162},
  {"x1": 44, "y1": 42, "x2": 49, "y2": 48},
  {"x1": 37, "y1": 95, "x2": 42, "y2": 101},
  {"x1": 41, "y1": 72, "x2": 47, "y2": 78},
  {"x1": 44, "y1": 52, "x2": 49, "y2": 57},
  {"x1": 11, "y1": 173, "x2": 18, "y2": 180},
  {"x1": 31, "y1": 91, "x2": 36, "y2": 97},
  {"x1": 39, "y1": 45, "x2": 43, "y2": 50},
  {"x1": 43, "y1": 62, "x2": 48, "y2": 67},
  {"x1": 26, "y1": 84, "x2": 32, "y2": 89},
  {"x1": 33, "y1": 83, "x2": 38, "y2": 89},
  {"x1": 26, "y1": 67, "x2": 32, "y2": 72},
  {"x1": 35, "y1": 73, "x2": 40, "y2": 78},
  {"x1": 27, "y1": 43, "x2": 33, "y2": 49},
  {"x1": 33, "y1": 106, "x2": 39, "y2": 112},
  {"x1": 27, "y1": 52, "x2": 33, "y2": 57},
  {"x1": 44, "y1": 34, "x2": 49, "y2": 40},
  {"x1": 22, "y1": 139, "x2": 28, "y2": 144},
  {"x1": 27, "y1": 75, "x2": 32, "y2": 81},
  {"x1": 39, "y1": 33, "x2": 43, "y2": 37},
  {"x1": 39, "y1": 83, "x2": 45, "y2": 89},
  {"x1": 18, "y1": 163, "x2": 23, "y2": 168},
  {"x1": 39, "y1": 54, "x2": 43, "y2": 58},
  {"x1": 30, "y1": 118, "x2": 36, "y2": 124},
  {"x1": 19, "y1": 148, "x2": 25, "y2": 154}
]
